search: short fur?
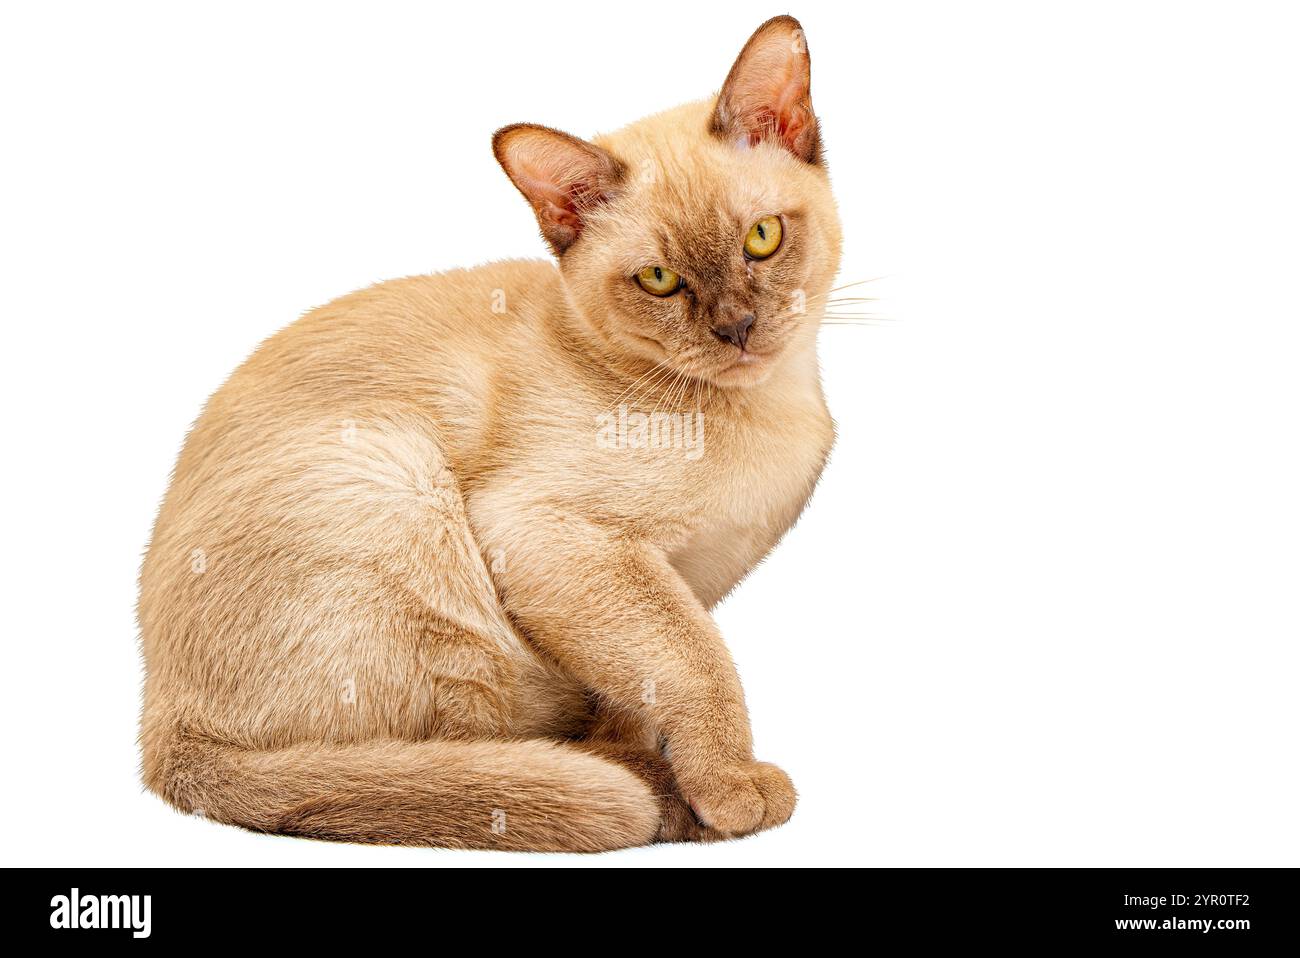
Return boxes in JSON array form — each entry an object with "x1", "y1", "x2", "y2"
[{"x1": 140, "y1": 16, "x2": 842, "y2": 851}]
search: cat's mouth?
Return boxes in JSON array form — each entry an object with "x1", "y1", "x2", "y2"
[
  {"x1": 710, "y1": 347, "x2": 777, "y2": 386},
  {"x1": 619, "y1": 329, "x2": 780, "y2": 389}
]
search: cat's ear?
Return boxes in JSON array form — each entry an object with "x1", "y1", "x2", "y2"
[
  {"x1": 711, "y1": 15, "x2": 820, "y2": 164},
  {"x1": 493, "y1": 124, "x2": 626, "y2": 255}
]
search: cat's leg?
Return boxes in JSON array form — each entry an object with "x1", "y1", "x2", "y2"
[{"x1": 473, "y1": 501, "x2": 797, "y2": 838}]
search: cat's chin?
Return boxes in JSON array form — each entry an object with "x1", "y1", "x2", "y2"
[{"x1": 710, "y1": 352, "x2": 775, "y2": 388}]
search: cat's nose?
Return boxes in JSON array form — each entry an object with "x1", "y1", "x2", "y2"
[{"x1": 712, "y1": 314, "x2": 756, "y2": 350}]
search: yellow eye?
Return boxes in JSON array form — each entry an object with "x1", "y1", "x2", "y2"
[
  {"x1": 744, "y1": 215, "x2": 783, "y2": 259},
  {"x1": 635, "y1": 265, "x2": 682, "y2": 296}
]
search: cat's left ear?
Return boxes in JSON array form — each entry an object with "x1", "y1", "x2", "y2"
[
  {"x1": 711, "y1": 15, "x2": 821, "y2": 164},
  {"x1": 493, "y1": 124, "x2": 626, "y2": 256}
]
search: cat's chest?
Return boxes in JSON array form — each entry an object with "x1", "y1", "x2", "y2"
[{"x1": 666, "y1": 397, "x2": 833, "y2": 606}]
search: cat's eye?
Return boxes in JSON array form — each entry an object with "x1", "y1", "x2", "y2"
[
  {"x1": 635, "y1": 265, "x2": 682, "y2": 297},
  {"x1": 743, "y1": 215, "x2": 783, "y2": 259}
]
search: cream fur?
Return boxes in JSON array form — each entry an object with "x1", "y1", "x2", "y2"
[{"x1": 139, "y1": 16, "x2": 842, "y2": 851}]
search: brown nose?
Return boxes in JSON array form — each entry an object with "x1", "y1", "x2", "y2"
[{"x1": 712, "y1": 313, "x2": 756, "y2": 349}]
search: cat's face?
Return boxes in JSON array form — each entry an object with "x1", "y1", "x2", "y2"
[
  {"x1": 495, "y1": 16, "x2": 841, "y2": 389},
  {"x1": 570, "y1": 111, "x2": 841, "y2": 388}
]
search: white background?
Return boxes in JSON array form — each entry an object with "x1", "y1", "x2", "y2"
[{"x1": 2, "y1": 1, "x2": 1297, "y2": 867}]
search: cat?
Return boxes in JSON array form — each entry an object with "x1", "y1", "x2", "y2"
[{"x1": 138, "y1": 15, "x2": 842, "y2": 851}]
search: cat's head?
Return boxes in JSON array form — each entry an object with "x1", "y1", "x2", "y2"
[{"x1": 494, "y1": 16, "x2": 842, "y2": 389}]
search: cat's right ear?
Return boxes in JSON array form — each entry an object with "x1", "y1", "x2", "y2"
[{"x1": 492, "y1": 124, "x2": 626, "y2": 256}]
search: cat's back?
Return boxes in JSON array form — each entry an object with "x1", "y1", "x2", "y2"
[
  {"x1": 141, "y1": 259, "x2": 564, "y2": 602},
  {"x1": 166, "y1": 258, "x2": 556, "y2": 481},
  {"x1": 236, "y1": 258, "x2": 561, "y2": 406}
]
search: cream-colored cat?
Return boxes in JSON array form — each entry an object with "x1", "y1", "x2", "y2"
[{"x1": 139, "y1": 15, "x2": 842, "y2": 851}]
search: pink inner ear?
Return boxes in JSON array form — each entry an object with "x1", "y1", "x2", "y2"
[
  {"x1": 739, "y1": 58, "x2": 811, "y2": 152},
  {"x1": 513, "y1": 161, "x2": 582, "y2": 226},
  {"x1": 748, "y1": 105, "x2": 811, "y2": 150},
  {"x1": 546, "y1": 206, "x2": 581, "y2": 230},
  {"x1": 768, "y1": 51, "x2": 808, "y2": 124}
]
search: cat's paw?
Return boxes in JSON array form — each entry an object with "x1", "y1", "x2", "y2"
[
  {"x1": 680, "y1": 761, "x2": 796, "y2": 836},
  {"x1": 657, "y1": 794, "x2": 727, "y2": 844}
]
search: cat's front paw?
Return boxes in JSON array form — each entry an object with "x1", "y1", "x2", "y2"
[{"x1": 680, "y1": 761, "x2": 796, "y2": 836}]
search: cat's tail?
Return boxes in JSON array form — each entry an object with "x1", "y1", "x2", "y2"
[{"x1": 144, "y1": 729, "x2": 661, "y2": 852}]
